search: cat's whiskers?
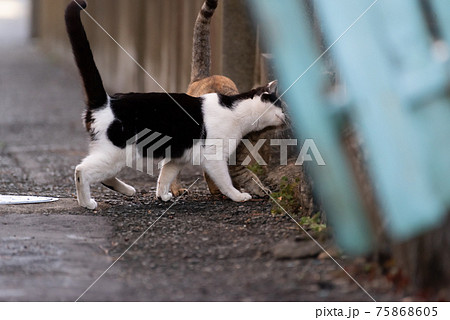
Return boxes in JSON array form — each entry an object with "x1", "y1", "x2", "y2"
[
  {"x1": 251, "y1": 102, "x2": 278, "y2": 126},
  {"x1": 252, "y1": 118, "x2": 260, "y2": 129}
]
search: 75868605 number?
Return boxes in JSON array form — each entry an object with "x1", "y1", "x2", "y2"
[{"x1": 376, "y1": 306, "x2": 437, "y2": 317}]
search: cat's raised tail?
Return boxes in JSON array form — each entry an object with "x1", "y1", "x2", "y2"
[
  {"x1": 65, "y1": 0, "x2": 107, "y2": 109},
  {"x1": 190, "y1": 0, "x2": 219, "y2": 83}
]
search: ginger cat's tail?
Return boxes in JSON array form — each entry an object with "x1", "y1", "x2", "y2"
[
  {"x1": 190, "y1": 0, "x2": 219, "y2": 83},
  {"x1": 65, "y1": 0, "x2": 107, "y2": 109}
]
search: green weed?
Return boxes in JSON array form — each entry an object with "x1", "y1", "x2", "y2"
[
  {"x1": 247, "y1": 163, "x2": 265, "y2": 176},
  {"x1": 271, "y1": 176, "x2": 326, "y2": 232},
  {"x1": 271, "y1": 176, "x2": 300, "y2": 215},
  {"x1": 299, "y1": 213, "x2": 327, "y2": 233}
]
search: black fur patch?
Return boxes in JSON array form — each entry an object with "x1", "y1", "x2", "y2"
[
  {"x1": 201, "y1": 8, "x2": 214, "y2": 19},
  {"x1": 107, "y1": 93, "x2": 205, "y2": 159},
  {"x1": 206, "y1": 0, "x2": 218, "y2": 10},
  {"x1": 218, "y1": 88, "x2": 258, "y2": 109},
  {"x1": 218, "y1": 85, "x2": 282, "y2": 109},
  {"x1": 261, "y1": 93, "x2": 283, "y2": 108}
]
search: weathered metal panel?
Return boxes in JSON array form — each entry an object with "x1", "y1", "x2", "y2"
[
  {"x1": 315, "y1": 0, "x2": 447, "y2": 239},
  {"x1": 250, "y1": 0, "x2": 450, "y2": 251},
  {"x1": 249, "y1": 0, "x2": 374, "y2": 254}
]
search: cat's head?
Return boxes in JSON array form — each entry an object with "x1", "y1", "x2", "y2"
[{"x1": 250, "y1": 81, "x2": 286, "y2": 131}]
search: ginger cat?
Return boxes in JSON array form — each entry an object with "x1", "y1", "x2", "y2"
[{"x1": 171, "y1": 0, "x2": 273, "y2": 197}]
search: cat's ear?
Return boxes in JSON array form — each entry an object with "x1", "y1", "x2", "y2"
[{"x1": 267, "y1": 80, "x2": 278, "y2": 95}]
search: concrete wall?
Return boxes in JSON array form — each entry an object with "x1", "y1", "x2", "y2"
[{"x1": 31, "y1": 0, "x2": 265, "y2": 93}]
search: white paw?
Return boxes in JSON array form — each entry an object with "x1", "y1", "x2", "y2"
[
  {"x1": 124, "y1": 186, "x2": 136, "y2": 197},
  {"x1": 81, "y1": 199, "x2": 97, "y2": 210},
  {"x1": 159, "y1": 192, "x2": 173, "y2": 202},
  {"x1": 231, "y1": 192, "x2": 252, "y2": 202}
]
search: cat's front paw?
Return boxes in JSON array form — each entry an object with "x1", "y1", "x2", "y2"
[
  {"x1": 124, "y1": 186, "x2": 136, "y2": 197},
  {"x1": 80, "y1": 199, "x2": 98, "y2": 210},
  {"x1": 158, "y1": 192, "x2": 173, "y2": 202},
  {"x1": 230, "y1": 192, "x2": 252, "y2": 202}
]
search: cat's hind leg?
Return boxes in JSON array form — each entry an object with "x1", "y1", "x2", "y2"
[
  {"x1": 157, "y1": 161, "x2": 183, "y2": 202},
  {"x1": 102, "y1": 177, "x2": 136, "y2": 196},
  {"x1": 75, "y1": 164, "x2": 97, "y2": 210},
  {"x1": 75, "y1": 149, "x2": 125, "y2": 210}
]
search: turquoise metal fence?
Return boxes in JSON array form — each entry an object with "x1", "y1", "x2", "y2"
[{"x1": 249, "y1": 0, "x2": 450, "y2": 254}]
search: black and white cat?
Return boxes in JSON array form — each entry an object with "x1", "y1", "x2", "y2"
[{"x1": 65, "y1": 1, "x2": 285, "y2": 209}]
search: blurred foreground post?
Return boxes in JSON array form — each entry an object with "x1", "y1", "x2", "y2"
[{"x1": 249, "y1": 0, "x2": 449, "y2": 294}]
